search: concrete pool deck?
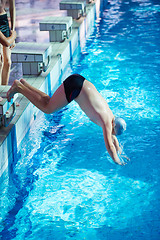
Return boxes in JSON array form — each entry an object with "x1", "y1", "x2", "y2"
[{"x1": 0, "y1": 0, "x2": 101, "y2": 178}]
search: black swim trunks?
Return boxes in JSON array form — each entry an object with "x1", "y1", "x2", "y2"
[
  {"x1": 0, "y1": 13, "x2": 10, "y2": 38},
  {"x1": 63, "y1": 74, "x2": 85, "y2": 103}
]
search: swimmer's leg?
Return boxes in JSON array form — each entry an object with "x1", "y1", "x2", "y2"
[
  {"x1": 20, "y1": 78, "x2": 49, "y2": 99},
  {"x1": 7, "y1": 79, "x2": 68, "y2": 114}
]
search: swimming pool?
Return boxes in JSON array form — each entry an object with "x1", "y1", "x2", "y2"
[{"x1": 0, "y1": 0, "x2": 160, "y2": 239}]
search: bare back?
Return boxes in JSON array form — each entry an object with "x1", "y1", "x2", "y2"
[{"x1": 75, "y1": 80, "x2": 114, "y2": 127}]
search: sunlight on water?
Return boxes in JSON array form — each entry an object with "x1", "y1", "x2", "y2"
[
  {"x1": 12, "y1": 169, "x2": 153, "y2": 239},
  {"x1": 0, "y1": 178, "x2": 16, "y2": 230},
  {"x1": 123, "y1": 87, "x2": 160, "y2": 119}
]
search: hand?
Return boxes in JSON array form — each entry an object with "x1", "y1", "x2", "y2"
[
  {"x1": 10, "y1": 30, "x2": 17, "y2": 40},
  {"x1": 115, "y1": 159, "x2": 125, "y2": 166},
  {"x1": 122, "y1": 155, "x2": 130, "y2": 161},
  {"x1": 119, "y1": 154, "x2": 130, "y2": 165},
  {"x1": 9, "y1": 41, "x2": 15, "y2": 49}
]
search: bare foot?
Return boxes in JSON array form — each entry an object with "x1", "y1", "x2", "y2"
[
  {"x1": 7, "y1": 80, "x2": 19, "y2": 102},
  {"x1": 20, "y1": 78, "x2": 50, "y2": 104},
  {"x1": 20, "y1": 78, "x2": 26, "y2": 84},
  {"x1": 20, "y1": 78, "x2": 29, "y2": 87},
  {"x1": 0, "y1": 97, "x2": 3, "y2": 102}
]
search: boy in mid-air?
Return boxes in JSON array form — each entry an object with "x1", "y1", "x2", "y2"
[{"x1": 7, "y1": 74, "x2": 130, "y2": 165}]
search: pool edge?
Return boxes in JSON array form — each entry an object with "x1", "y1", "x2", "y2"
[{"x1": 0, "y1": 0, "x2": 101, "y2": 178}]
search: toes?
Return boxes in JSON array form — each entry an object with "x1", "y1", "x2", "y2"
[{"x1": 20, "y1": 78, "x2": 26, "y2": 84}]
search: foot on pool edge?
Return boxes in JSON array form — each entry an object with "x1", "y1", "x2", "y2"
[{"x1": 7, "y1": 80, "x2": 19, "y2": 102}]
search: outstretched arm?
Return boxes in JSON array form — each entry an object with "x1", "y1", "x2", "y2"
[
  {"x1": 102, "y1": 124, "x2": 123, "y2": 165},
  {"x1": 0, "y1": 30, "x2": 16, "y2": 47},
  {"x1": 112, "y1": 135, "x2": 121, "y2": 153},
  {"x1": 112, "y1": 135, "x2": 130, "y2": 162}
]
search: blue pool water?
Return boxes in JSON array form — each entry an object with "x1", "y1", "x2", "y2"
[{"x1": 1, "y1": 0, "x2": 160, "y2": 239}]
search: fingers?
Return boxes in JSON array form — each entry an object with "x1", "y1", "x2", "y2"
[
  {"x1": 122, "y1": 155, "x2": 130, "y2": 161},
  {"x1": 119, "y1": 155, "x2": 130, "y2": 165},
  {"x1": 9, "y1": 44, "x2": 15, "y2": 49},
  {"x1": 115, "y1": 159, "x2": 125, "y2": 166}
]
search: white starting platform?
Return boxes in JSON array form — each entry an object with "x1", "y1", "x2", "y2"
[
  {"x1": 11, "y1": 42, "x2": 52, "y2": 75},
  {"x1": 39, "y1": 16, "x2": 72, "y2": 42},
  {"x1": 60, "y1": 0, "x2": 86, "y2": 19},
  {"x1": 0, "y1": 87, "x2": 18, "y2": 127}
]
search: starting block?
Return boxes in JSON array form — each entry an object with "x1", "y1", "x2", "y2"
[
  {"x1": 60, "y1": 0, "x2": 86, "y2": 19},
  {"x1": 11, "y1": 42, "x2": 52, "y2": 75},
  {"x1": 0, "y1": 87, "x2": 18, "y2": 127},
  {"x1": 40, "y1": 16, "x2": 72, "y2": 42}
]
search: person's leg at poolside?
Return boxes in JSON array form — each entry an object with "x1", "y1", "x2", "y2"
[
  {"x1": 0, "y1": 44, "x2": 3, "y2": 84},
  {"x1": 1, "y1": 46, "x2": 11, "y2": 85},
  {"x1": 7, "y1": 79, "x2": 69, "y2": 114}
]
